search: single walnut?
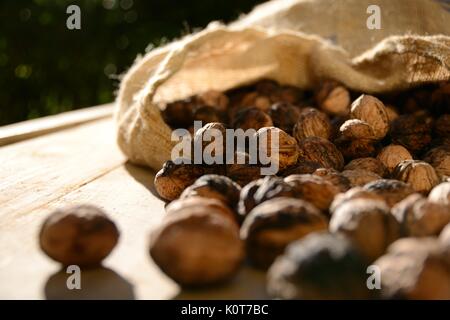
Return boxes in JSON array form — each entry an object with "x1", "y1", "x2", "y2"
[
  {"x1": 162, "y1": 98, "x2": 195, "y2": 128},
  {"x1": 385, "y1": 104, "x2": 399, "y2": 123},
  {"x1": 377, "y1": 144, "x2": 413, "y2": 174},
  {"x1": 166, "y1": 197, "x2": 237, "y2": 223},
  {"x1": 268, "y1": 102, "x2": 301, "y2": 134},
  {"x1": 226, "y1": 151, "x2": 261, "y2": 187},
  {"x1": 268, "y1": 233, "x2": 373, "y2": 299},
  {"x1": 193, "y1": 122, "x2": 227, "y2": 161},
  {"x1": 330, "y1": 199, "x2": 400, "y2": 262},
  {"x1": 241, "y1": 198, "x2": 327, "y2": 269},
  {"x1": 180, "y1": 175, "x2": 241, "y2": 210},
  {"x1": 239, "y1": 91, "x2": 272, "y2": 112},
  {"x1": 393, "y1": 160, "x2": 440, "y2": 194},
  {"x1": 232, "y1": 107, "x2": 273, "y2": 131},
  {"x1": 297, "y1": 137, "x2": 344, "y2": 171},
  {"x1": 293, "y1": 107, "x2": 332, "y2": 141},
  {"x1": 197, "y1": 90, "x2": 229, "y2": 112},
  {"x1": 350, "y1": 94, "x2": 389, "y2": 140},
  {"x1": 256, "y1": 127, "x2": 299, "y2": 172},
  {"x1": 279, "y1": 161, "x2": 322, "y2": 177},
  {"x1": 154, "y1": 160, "x2": 205, "y2": 201},
  {"x1": 193, "y1": 105, "x2": 224, "y2": 124},
  {"x1": 375, "y1": 238, "x2": 450, "y2": 299},
  {"x1": 237, "y1": 176, "x2": 296, "y2": 217},
  {"x1": 334, "y1": 136, "x2": 377, "y2": 160},
  {"x1": 344, "y1": 157, "x2": 387, "y2": 177},
  {"x1": 428, "y1": 182, "x2": 450, "y2": 206},
  {"x1": 341, "y1": 169, "x2": 381, "y2": 187},
  {"x1": 390, "y1": 113, "x2": 433, "y2": 153},
  {"x1": 362, "y1": 179, "x2": 415, "y2": 207},
  {"x1": 339, "y1": 119, "x2": 376, "y2": 140},
  {"x1": 284, "y1": 174, "x2": 340, "y2": 212},
  {"x1": 392, "y1": 194, "x2": 450, "y2": 237},
  {"x1": 329, "y1": 187, "x2": 386, "y2": 214},
  {"x1": 149, "y1": 205, "x2": 244, "y2": 287},
  {"x1": 39, "y1": 205, "x2": 119, "y2": 267},
  {"x1": 274, "y1": 85, "x2": 304, "y2": 105},
  {"x1": 313, "y1": 168, "x2": 352, "y2": 192},
  {"x1": 315, "y1": 81, "x2": 351, "y2": 116},
  {"x1": 423, "y1": 146, "x2": 450, "y2": 180}
]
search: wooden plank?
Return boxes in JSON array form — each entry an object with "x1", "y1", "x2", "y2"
[
  {"x1": 0, "y1": 164, "x2": 267, "y2": 299},
  {"x1": 0, "y1": 118, "x2": 125, "y2": 222},
  {"x1": 0, "y1": 104, "x2": 114, "y2": 147}
]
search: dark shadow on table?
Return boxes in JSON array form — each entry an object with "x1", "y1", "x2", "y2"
[
  {"x1": 44, "y1": 266, "x2": 135, "y2": 300},
  {"x1": 173, "y1": 266, "x2": 269, "y2": 300}
]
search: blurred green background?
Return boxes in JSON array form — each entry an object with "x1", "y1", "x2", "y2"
[{"x1": 0, "y1": 0, "x2": 265, "y2": 126}]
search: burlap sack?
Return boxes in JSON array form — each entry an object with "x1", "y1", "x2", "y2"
[{"x1": 115, "y1": 0, "x2": 450, "y2": 171}]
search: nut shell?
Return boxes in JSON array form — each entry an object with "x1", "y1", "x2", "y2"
[
  {"x1": 393, "y1": 160, "x2": 440, "y2": 194},
  {"x1": 344, "y1": 157, "x2": 387, "y2": 177},
  {"x1": 341, "y1": 169, "x2": 381, "y2": 187},
  {"x1": 339, "y1": 119, "x2": 375, "y2": 140},
  {"x1": 362, "y1": 179, "x2": 415, "y2": 207},
  {"x1": 350, "y1": 94, "x2": 389, "y2": 140},
  {"x1": 293, "y1": 108, "x2": 331, "y2": 140},
  {"x1": 428, "y1": 182, "x2": 450, "y2": 206},
  {"x1": 377, "y1": 144, "x2": 413, "y2": 174},
  {"x1": 297, "y1": 137, "x2": 344, "y2": 171},
  {"x1": 315, "y1": 82, "x2": 351, "y2": 116}
]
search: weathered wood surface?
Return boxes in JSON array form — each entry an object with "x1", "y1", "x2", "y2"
[{"x1": 0, "y1": 108, "x2": 266, "y2": 299}]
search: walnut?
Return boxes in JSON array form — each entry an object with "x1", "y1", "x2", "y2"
[
  {"x1": 341, "y1": 169, "x2": 381, "y2": 187},
  {"x1": 297, "y1": 137, "x2": 344, "y2": 171},
  {"x1": 256, "y1": 127, "x2": 299, "y2": 171},
  {"x1": 149, "y1": 203, "x2": 244, "y2": 286},
  {"x1": 193, "y1": 105, "x2": 224, "y2": 124},
  {"x1": 293, "y1": 107, "x2": 332, "y2": 140},
  {"x1": 390, "y1": 113, "x2": 433, "y2": 153},
  {"x1": 313, "y1": 168, "x2": 351, "y2": 192},
  {"x1": 225, "y1": 151, "x2": 262, "y2": 187},
  {"x1": 374, "y1": 238, "x2": 450, "y2": 299},
  {"x1": 315, "y1": 81, "x2": 351, "y2": 116},
  {"x1": 350, "y1": 94, "x2": 389, "y2": 140},
  {"x1": 162, "y1": 97, "x2": 195, "y2": 128},
  {"x1": 180, "y1": 174, "x2": 241, "y2": 210},
  {"x1": 193, "y1": 122, "x2": 227, "y2": 161},
  {"x1": 428, "y1": 182, "x2": 450, "y2": 207},
  {"x1": 232, "y1": 107, "x2": 273, "y2": 131},
  {"x1": 267, "y1": 232, "x2": 373, "y2": 299},
  {"x1": 334, "y1": 136, "x2": 377, "y2": 160},
  {"x1": 392, "y1": 194, "x2": 450, "y2": 237},
  {"x1": 423, "y1": 146, "x2": 450, "y2": 180},
  {"x1": 237, "y1": 179, "x2": 265, "y2": 220},
  {"x1": 339, "y1": 119, "x2": 376, "y2": 140},
  {"x1": 241, "y1": 198, "x2": 327, "y2": 269},
  {"x1": 393, "y1": 160, "x2": 440, "y2": 194},
  {"x1": 385, "y1": 104, "x2": 399, "y2": 122},
  {"x1": 376, "y1": 144, "x2": 413, "y2": 174},
  {"x1": 154, "y1": 160, "x2": 205, "y2": 201},
  {"x1": 39, "y1": 205, "x2": 119, "y2": 267},
  {"x1": 268, "y1": 102, "x2": 301, "y2": 134},
  {"x1": 435, "y1": 114, "x2": 450, "y2": 139},
  {"x1": 362, "y1": 179, "x2": 415, "y2": 207},
  {"x1": 329, "y1": 187, "x2": 386, "y2": 214},
  {"x1": 344, "y1": 157, "x2": 387, "y2": 177},
  {"x1": 284, "y1": 174, "x2": 340, "y2": 212},
  {"x1": 197, "y1": 90, "x2": 229, "y2": 112},
  {"x1": 330, "y1": 199, "x2": 400, "y2": 262},
  {"x1": 275, "y1": 85, "x2": 304, "y2": 105},
  {"x1": 279, "y1": 161, "x2": 322, "y2": 177},
  {"x1": 440, "y1": 223, "x2": 450, "y2": 253}
]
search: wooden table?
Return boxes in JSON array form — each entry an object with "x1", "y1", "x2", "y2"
[{"x1": 0, "y1": 105, "x2": 266, "y2": 299}]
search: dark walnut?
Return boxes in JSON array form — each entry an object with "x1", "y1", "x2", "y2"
[
  {"x1": 256, "y1": 127, "x2": 299, "y2": 172},
  {"x1": 238, "y1": 91, "x2": 272, "y2": 113},
  {"x1": 237, "y1": 179, "x2": 265, "y2": 221},
  {"x1": 149, "y1": 206, "x2": 244, "y2": 287},
  {"x1": 392, "y1": 193, "x2": 450, "y2": 237},
  {"x1": 293, "y1": 107, "x2": 332, "y2": 141},
  {"x1": 193, "y1": 105, "x2": 225, "y2": 124},
  {"x1": 225, "y1": 151, "x2": 261, "y2": 187},
  {"x1": 241, "y1": 198, "x2": 327, "y2": 269},
  {"x1": 154, "y1": 160, "x2": 205, "y2": 201},
  {"x1": 329, "y1": 187, "x2": 387, "y2": 214},
  {"x1": 428, "y1": 182, "x2": 450, "y2": 206},
  {"x1": 315, "y1": 81, "x2": 351, "y2": 116},
  {"x1": 350, "y1": 94, "x2": 389, "y2": 140},
  {"x1": 231, "y1": 107, "x2": 273, "y2": 131},
  {"x1": 390, "y1": 113, "x2": 433, "y2": 153},
  {"x1": 267, "y1": 232, "x2": 373, "y2": 299},
  {"x1": 330, "y1": 199, "x2": 400, "y2": 262},
  {"x1": 268, "y1": 102, "x2": 302, "y2": 134},
  {"x1": 297, "y1": 137, "x2": 344, "y2": 171},
  {"x1": 393, "y1": 160, "x2": 440, "y2": 194},
  {"x1": 269, "y1": 84, "x2": 304, "y2": 105},
  {"x1": 193, "y1": 122, "x2": 227, "y2": 161},
  {"x1": 375, "y1": 238, "x2": 450, "y2": 299},
  {"x1": 313, "y1": 168, "x2": 351, "y2": 192},
  {"x1": 180, "y1": 174, "x2": 241, "y2": 210},
  {"x1": 197, "y1": 90, "x2": 229, "y2": 112},
  {"x1": 423, "y1": 145, "x2": 450, "y2": 180},
  {"x1": 284, "y1": 174, "x2": 340, "y2": 212},
  {"x1": 341, "y1": 169, "x2": 381, "y2": 187},
  {"x1": 162, "y1": 98, "x2": 195, "y2": 128},
  {"x1": 279, "y1": 161, "x2": 322, "y2": 177},
  {"x1": 377, "y1": 144, "x2": 413, "y2": 174},
  {"x1": 339, "y1": 119, "x2": 376, "y2": 140},
  {"x1": 39, "y1": 205, "x2": 119, "y2": 267},
  {"x1": 344, "y1": 157, "x2": 387, "y2": 177},
  {"x1": 334, "y1": 136, "x2": 377, "y2": 160},
  {"x1": 362, "y1": 179, "x2": 415, "y2": 207}
]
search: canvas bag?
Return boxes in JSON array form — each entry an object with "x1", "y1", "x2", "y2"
[{"x1": 115, "y1": 0, "x2": 450, "y2": 171}]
